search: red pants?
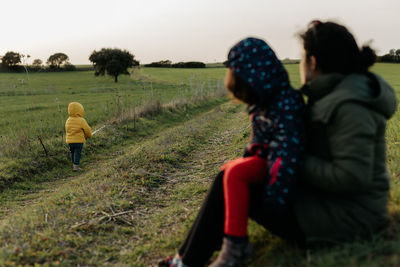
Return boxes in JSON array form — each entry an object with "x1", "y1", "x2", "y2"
[{"x1": 221, "y1": 156, "x2": 268, "y2": 237}]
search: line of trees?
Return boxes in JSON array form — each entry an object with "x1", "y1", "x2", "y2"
[
  {"x1": 0, "y1": 48, "x2": 207, "y2": 83},
  {"x1": 144, "y1": 60, "x2": 206, "y2": 68},
  {"x1": 0, "y1": 48, "x2": 142, "y2": 83},
  {"x1": 0, "y1": 51, "x2": 76, "y2": 72},
  {"x1": 377, "y1": 49, "x2": 400, "y2": 63}
]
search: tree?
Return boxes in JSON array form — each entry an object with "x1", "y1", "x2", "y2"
[
  {"x1": 31, "y1": 59, "x2": 43, "y2": 71},
  {"x1": 396, "y1": 49, "x2": 400, "y2": 61},
  {"x1": 2, "y1": 51, "x2": 21, "y2": 70},
  {"x1": 32, "y1": 59, "x2": 43, "y2": 67},
  {"x1": 378, "y1": 49, "x2": 400, "y2": 63},
  {"x1": 89, "y1": 48, "x2": 139, "y2": 82},
  {"x1": 47, "y1": 53, "x2": 69, "y2": 69}
]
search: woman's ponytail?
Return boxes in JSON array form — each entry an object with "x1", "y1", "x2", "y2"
[{"x1": 358, "y1": 45, "x2": 376, "y2": 73}]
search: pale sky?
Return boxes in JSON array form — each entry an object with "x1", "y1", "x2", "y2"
[{"x1": 1, "y1": 0, "x2": 399, "y2": 64}]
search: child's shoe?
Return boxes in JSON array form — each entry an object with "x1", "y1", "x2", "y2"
[
  {"x1": 209, "y1": 237, "x2": 253, "y2": 267},
  {"x1": 73, "y1": 164, "x2": 82, "y2": 172},
  {"x1": 158, "y1": 253, "x2": 187, "y2": 267}
]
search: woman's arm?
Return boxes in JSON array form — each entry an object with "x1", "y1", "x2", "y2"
[{"x1": 303, "y1": 102, "x2": 379, "y2": 193}]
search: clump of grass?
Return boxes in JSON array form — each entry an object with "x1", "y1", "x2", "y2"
[{"x1": 134, "y1": 99, "x2": 162, "y2": 119}]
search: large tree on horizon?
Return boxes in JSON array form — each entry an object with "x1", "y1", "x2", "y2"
[
  {"x1": 1, "y1": 51, "x2": 21, "y2": 70},
  {"x1": 89, "y1": 48, "x2": 139, "y2": 82},
  {"x1": 47, "y1": 53, "x2": 69, "y2": 69}
]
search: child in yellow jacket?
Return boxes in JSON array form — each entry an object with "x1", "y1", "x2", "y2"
[{"x1": 65, "y1": 102, "x2": 92, "y2": 171}]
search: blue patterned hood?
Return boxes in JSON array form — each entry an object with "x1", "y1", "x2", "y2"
[{"x1": 224, "y1": 37, "x2": 291, "y2": 107}]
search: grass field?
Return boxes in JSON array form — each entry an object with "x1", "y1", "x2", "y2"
[
  {"x1": 0, "y1": 67, "x2": 225, "y2": 190},
  {"x1": 0, "y1": 69, "x2": 223, "y2": 145},
  {"x1": 0, "y1": 63, "x2": 399, "y2": 266}
]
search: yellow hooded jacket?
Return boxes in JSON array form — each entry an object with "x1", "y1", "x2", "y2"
[{"x1": 65, "y1": 102, "x2": 92, "y2": 143}]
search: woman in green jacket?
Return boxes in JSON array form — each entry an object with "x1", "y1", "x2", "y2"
[{"x1": 295, "y1": 20, "x2": 397, "y2": 243}]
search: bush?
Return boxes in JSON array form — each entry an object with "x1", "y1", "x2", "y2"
[
  {"x1": 0, "y1": 65, "x2": 24, "y2": 72},
  {"x1": 171, "y1": 61, "x2": 206, "y2": 68},
  {"x1": 144, "y1": 60, "x2": 172, "y2": 68},
  {"x1": 377, "y1": 54, "x2": 400, "y2": 63},
  {"x1": 27, "y1": 65, "x2": 42, "y2": 72},
  {"x1": 377, "y1": 49, "x2": 400, "y2": 63},
  {"x1": 64, "y1": 63, "x2": 77, "y2": 71},
  {"x1": 144, "y1": 61, "x2": 206, "y2": 68}
]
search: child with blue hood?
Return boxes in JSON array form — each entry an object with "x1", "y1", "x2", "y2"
[{"x1": 159, "y1": 38, "x2": 305, "y2": 267}]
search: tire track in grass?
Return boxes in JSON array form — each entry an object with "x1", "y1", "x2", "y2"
[
  {"x1": 0, "y1": 99, "x2": 226, "y2": 219},
  {"x1": 0, "y1": 102, "x2": 250, "y2": 266},
  {"x1": 125, "y1": 103, "x2": 250, "y2": 265}
]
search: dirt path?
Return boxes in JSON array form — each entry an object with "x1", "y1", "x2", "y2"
[
  {"x1": 106, "y1": 103, "x2": 251, "y2": 265},
  {"x1": 0, "y1": 100, "x2": 232, "y2": 220},
  {"x1": 141, "y1": 112, "x2": 250, "y2": 265},
  {"x1": 0, "y1": 101, "x2": 252, "y2": 266}
]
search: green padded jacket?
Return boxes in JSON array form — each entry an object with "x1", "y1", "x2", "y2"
[{"x1": 294, "y1": 73, "x2": 397, "y2": 243}]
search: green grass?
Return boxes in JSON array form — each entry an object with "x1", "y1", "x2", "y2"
[
  {"x1": 0, "y1": 68, "x2": 225, "y2": 189},
  {"x1": 0, "y1": 100, "x2": 246, "y2": 266},
  {"x1": 139, "y1": 67, "x2": 226, "y2": 84},
  {"x1": 0, "y1": 98, "x2": 227, "y2": 210},
  {"x1": 0, "y1": 63, "x2": 300, "y2": 149},
  {"x1": 0, "y1": 71, "x2": 218, "y2": 139},
  {"x1": 0, "y1": 64, "x2": 400, "y2": 266}
]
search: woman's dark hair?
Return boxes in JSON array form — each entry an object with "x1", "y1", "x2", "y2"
[{"x1": 300, "y1": 21, "x2": 376, "y2": 74}]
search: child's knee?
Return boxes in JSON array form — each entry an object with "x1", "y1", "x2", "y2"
[
  {"x1": 223, "y1": 163, "x2": 248, "y2": 184},
  {"x1": 221, "y1": 157, "x2": 244, "y2": 171}
]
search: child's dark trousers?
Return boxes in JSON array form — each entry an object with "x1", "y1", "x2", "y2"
[
  {"x1": 178, "y1": 171, "x2": 305, "y2": 267},
  {"x1": 69, "y1": 143, "x2": 83, "y2": 165}
]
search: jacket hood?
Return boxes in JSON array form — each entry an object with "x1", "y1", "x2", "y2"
[
  {"x1": 224, "y1": 37, "x2": 291, "y2": 107},
  {"x1": 302, "y1": 73, "x2": 397, "y2": 123},
  {"x1": 68, "y1": 102, "x2": 84, "y2": 117}
]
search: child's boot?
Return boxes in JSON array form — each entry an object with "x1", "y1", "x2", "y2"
[
  {"x1": 209, "y1": 237, "x2": 253, "y2": 267},
  {"x1": 158, "y1": 253, "x2": 188, "y2": 267},
  {"x1": 73, "y1": 164, "x2": 82, "y2": 172}
]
